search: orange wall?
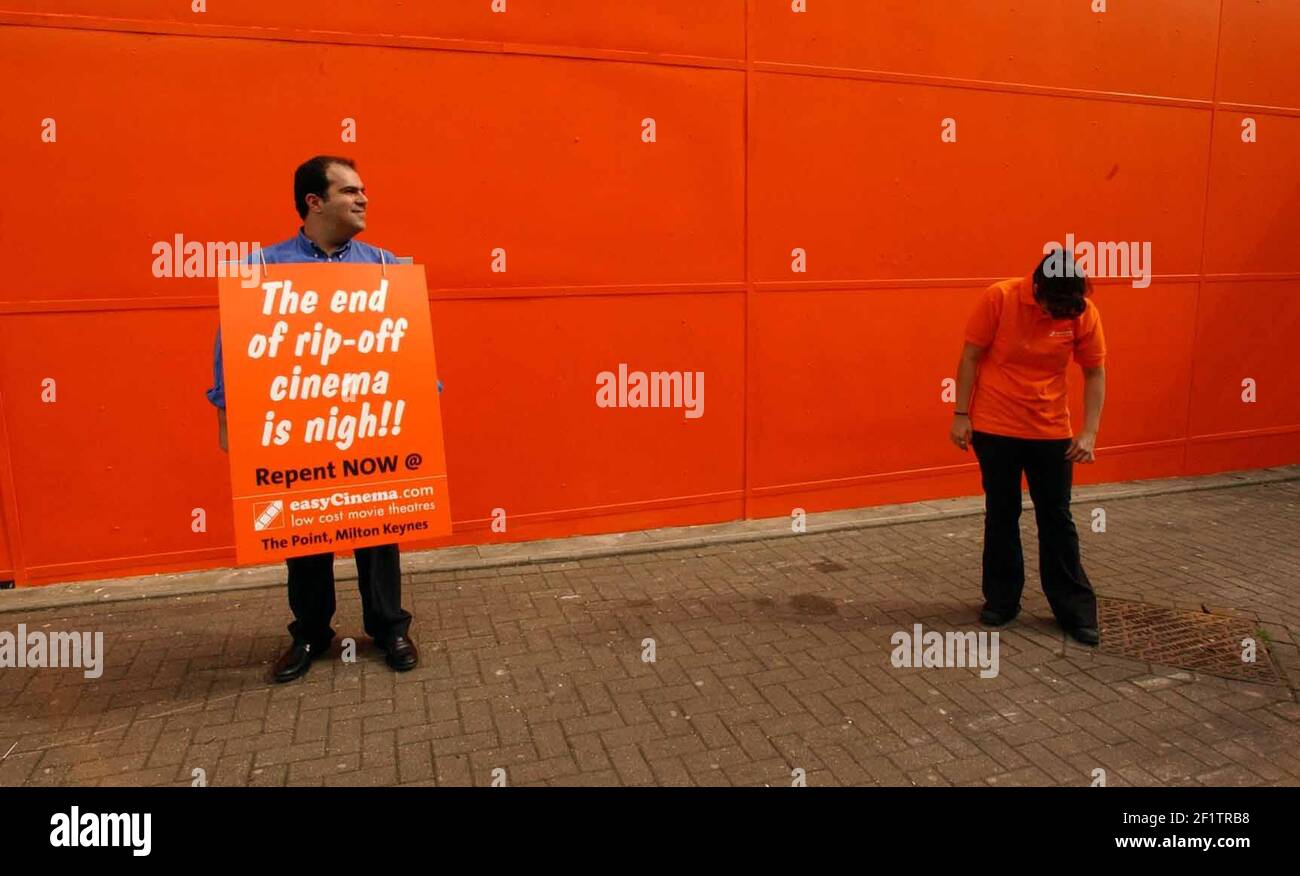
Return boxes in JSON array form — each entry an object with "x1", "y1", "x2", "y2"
[{"x1": 1, "y1": 1, "x2": 1297, "y2": 586}]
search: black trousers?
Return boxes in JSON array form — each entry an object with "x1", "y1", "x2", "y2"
[
  {"x1": 285, "y1": 543, "x2": 411, "y2": 648},
  {"x1": 971, "y1": 430, "x2": 1097, "y2": 629}
]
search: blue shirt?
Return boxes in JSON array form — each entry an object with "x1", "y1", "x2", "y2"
[{"x1": 206, "y1": 228, "x2": 399, "y2": 410}]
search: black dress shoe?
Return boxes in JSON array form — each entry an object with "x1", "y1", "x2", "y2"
[
  {"x1": 377, "y1": 635, "x2": 419, "y2": 672},
  {"x1": 272, "y1": 639, "x2": 327, "y2": 683},
  {"x1": 1066, "y1": 625, "x2": 1101, "y2": 646},
  {"x1": 979, "y1": 606, "x2": 1020, "y2": 627}
]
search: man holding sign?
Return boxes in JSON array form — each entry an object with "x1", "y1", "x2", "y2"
[{"x1": 206, "y1": 155, "x2": 450, "y2": 682}]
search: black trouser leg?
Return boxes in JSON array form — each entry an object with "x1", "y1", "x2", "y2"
[
  {"x1": 971, "y1": 431, "x2": 1026, "y2": 613},
  {"x1": 286, "y1": 552, "x2": 336, "y2": 647},
  {"x1": 1023, "y1": 438, "x2": 1097, "y2": 629},
  {"x1": 354, "y1": 543, "x2": 411, "y2": 645}
]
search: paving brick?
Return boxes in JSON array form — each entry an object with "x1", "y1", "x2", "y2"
[
  {"x1": 288, "y1": 753, "x2": 360, "y2": 784},
  {"x1": 322, "y1": 764, "x2": 398, "y2": 786},
  {"x1": 530, "y1": 722, "x2": 568, "y2": 760},
  {"x1": 435, "y1": 753, "x2": 472, "y2": 786},
  {"x1": 726, "y1": 757, "x2": 794, "y2": 787},
  {"x1": 887, "y1": 743, "x2": 954, "y2": 773},
  {"x1": 1017, "y1": 741, "x2": 1084, "y2": 784},
  {"x1": 600, "y1": 722, "x2": 664, "y2": 750},
  {"x1": 103, "y1": 765, "x2": 191, "y2": 787},
  {"x1": 568, "y1": 732, "x2": 611, "y2": 772},
  {"x1": 648, "y1": 756, "x2": 694, "y2": 786},
  {"x1": 607, "y1": 744, "x2": 655, "y2": 786},
  {"x1": 222, "y1": 730, "x2": 292, "y2": 758},
  {"x1": 986, "y1": 766, "x2": 1054, "y2": 786},
  {"x1": 247, "y1": 764, "x2": 288, "y2": 787},
  {"x1": 557, "y1": 769, "x2": 622, "y2": 787},
  {"x1": 936, "y1": 754, "x2": 1002, "y2": 784},
  {"x1": 254, "y1": 740, "x2": 327, "y2": 768},
  {"x1": 560, "y1": 711, "x2": 624, "y2": 737},
  {"x1": 211, "y1": 753, "x2": 253, "y2": 787}
]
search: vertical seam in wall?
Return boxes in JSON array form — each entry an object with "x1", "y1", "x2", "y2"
[
  {"x1": 0, "y1": 387, "x2": 29, "y2": 585},
  {"x1": 1184, "y1": 0, "x2": 1227, "y2": 473},
  {"x1": 742, "y1": 0, "x2": 753, "y2": 519}
]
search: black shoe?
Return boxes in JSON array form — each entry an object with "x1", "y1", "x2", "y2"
[
  {"x1": 1066, "y1": 625, "x2": 1101, "y2": 646},
  {"x1": 979, "y1": 605, "x2": 1019, "y2": 627},
  {"x1": 271, "y1": 639, "x2": 328, "y2": 683},
  {"x1": 376, "y1": 635, "x2": 419, "y2": 672}
]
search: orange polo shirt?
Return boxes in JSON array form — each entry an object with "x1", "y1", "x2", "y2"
[{"x1": 964, "y1": 275, "x2": 1105, "y2": 440}]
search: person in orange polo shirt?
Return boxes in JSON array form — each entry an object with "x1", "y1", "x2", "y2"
[{"x1": 949, "y1": 249, "x2": 1106, "y2": 646}]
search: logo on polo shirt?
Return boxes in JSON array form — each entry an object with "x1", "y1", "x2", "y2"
[{"x1": 1049, "y1": 330, "x2": 1074, "y2": 338}]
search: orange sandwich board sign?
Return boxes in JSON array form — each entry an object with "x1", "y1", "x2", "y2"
[{"x1": 217, "y1": 262, "x2": 451, "y2": 564}]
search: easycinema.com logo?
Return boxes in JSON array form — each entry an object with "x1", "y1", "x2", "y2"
[
  {"x1": 1042, "y1": 234, "x2": 1152, "y2": 289},
  {"x1": 595, "y1": 363, "x2": 704, "y2": 419},
  {"x1": 0, "y1": 624, "x2": 104, "y2": 679},
  {"x1": 890, "y1": 623, "x2": 1000, "y2": 679},
  {"x1": 50, "y1": 807, "x2": 151, "y2": 857},
  {"x1": 151, "y1": 234, "x2": 263, "y2": 288}
]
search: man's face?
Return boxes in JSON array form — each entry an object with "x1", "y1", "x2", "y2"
[{"x1": 311, "y1": 163, "x2": 368, "y2": 235}]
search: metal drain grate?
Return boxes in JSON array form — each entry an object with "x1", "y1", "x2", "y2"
[{"x1": 1097, "y1": 597, "x2": 1282, "y2": 684}]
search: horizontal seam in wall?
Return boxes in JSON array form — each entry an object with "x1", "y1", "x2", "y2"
[
  {"x1": 752, "y1": 275, "x2": 1207, "y2": 292},
  {"x1": 1202, "y1": 273, "x2": 1300, "y2": 283},
  {"x1": 751, "y1": 61, "x2": 1218, "y2": 111},
  {"x1": 1087, "y1": 438, "x2": 1186, "y2": 456},
  {"x1": 426, "y1": 284, "x2": 747, "y2": 301},
  {"x1": 19, "y1": 545, "x2": 239, "y2": 579},
  {"x1": 747, "y1": 433, "x2": 1300, "y2": 499},
  {"x1": 7, "y1": 13, "x2": 1296, "y2": 117},
  {"x1": 0, "y1": 297, "x2": 217, "y2": 314},
  {"x1": 452, "y1": 489, "x2": 744, "y2": 531},
  {"x1": 758, "y1": 66, "x2": 1296, "y2": 118},
  {"x1": 0, "y1": 285, "x2": 750, "y2": 313},
  {"x1": 1187, "y1": 425, "x2": 1300, "y2": 444},
  {"x1": 751, "y1": 461, "x2": 980, "y2": 498},
  {"x1": 1215, "y1": 101, "x2": 1300, "y2": 120},
  {"x1": 0, "y1": 12, "x2": 747, "y2": 71},
  {"x1": 15, "y1": 272, "x2": 1300, "y2": 313}
]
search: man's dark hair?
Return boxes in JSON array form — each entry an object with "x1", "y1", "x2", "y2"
[
  {"x1": 1033, "y1": 248, "x2": 1089, "y2": 320},
  {"x1": 294, "y1": 155, "x2": 357, "y2": 219}
]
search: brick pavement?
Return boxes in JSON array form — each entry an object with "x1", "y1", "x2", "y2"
[{"x1": 1, "y1": 479, "x2": 1298, "y2": 787}]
